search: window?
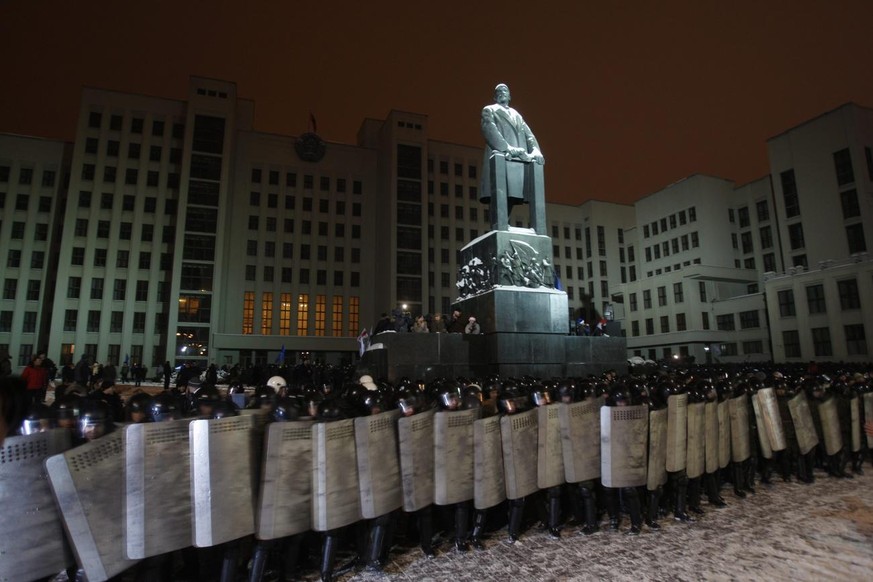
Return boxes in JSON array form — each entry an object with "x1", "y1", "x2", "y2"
[
  {"x1": 837, "y1": 279, "x2": 860, "y2": 309},
  {"x1": 90, "y1": 278, "x2": 104, "y2": 300},
  {"x1": 788, "y1": 223, "x2": 805, "y2": 250},
  {"x1": 676, "y1": 313, "x2": 686, "y2": 331},
  {"x1": 87, "y1": 310, "x2": 101, "y2": 332},
  {"x1": 716, "y1": 314, "x2": 735, "y2": 331},
  {"x1": 781, "y1": 170, "x2": 800, "y2": 217},
  {"x1": 777, "y1": 289, "x2": 796, "y2": 316},
  {"x1": 833, "y1": 148, "x2": 854, "y2": 186},
  {"x1": 756, "y1": 200, "x2": 769, "y2": 222},
  {"x1": 846, "y1": 224, "x2": 867, "y2": 254},
  {"x1": 629, "y1": 293, "x2": 637, "y2": 312},
  {"x1": 2, "y1": 279, "x2": 16, "y2": 300},
  {"x1": 135, "y1": 280, "x2": 149, "y2": 301},
  {"x1": 31, "y1": 251, "x2": 45, "y2": 269},
  {"x1": 783, "y1": 330, "x2": 801, "y2": 358},
  {"x1": 739, "y1": 310, "x2": 759, "y2": 329},
  {"x1": 110, "y1": 311, "x2": 123, "y2": 333},
  {"x1": 840, "y1": 189, "x2": 860, "y2": 219},
  {"x1": 643, "y1": 290, "x2": 652, "y2": 309},
  {"x1": 133, "y1": 312, "x2": 146, "y2": 333},
  {"x1": 759, "y1": 226, "x2": 773, "y2": 249},
  {"x1": 660, "y1": 315, "x2": 670, "y2": 333},
  {"x1": 657, "y1": 286, "x2": 667, "y2": 307},
  {"x1": 741, "y1": 232, "x2": 753, "y2": 254},
  {"x1": 631, "y1": 321, "x2": 640, "y2": 336},
  {"x1": 701, "y1": 312, "x2": 710, "y2": 330},
  {"x1": 737, "y1": 206, "x2": 750, "y2": 228},
  {"x1": 63, "y1": 310, "x2": 77, "y2": 332},
  {"x1": 811, "y1": 327, "x2": 833, "y2": 357},
  {"x1": 113, "y1": 279, "x2": 126, "y2": 301},
  {"x1": 673, "y1": 282, "x2": 683, "y2": 303},
  {"x1": 845, "y1": 324, "x2": 868, "y2": 356},
  {"x1": 645, "y1": 318, "x2": 654, "y2": 335},
  {"x1": 806, "y1": 284, "x2": 826, "y2": 314}
]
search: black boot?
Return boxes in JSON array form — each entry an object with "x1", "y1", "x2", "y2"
[
  {"x1": 704, "y1": 472, "x2": 726, "y2": 507},
  {"x1": 624, "y1": 487, "x2": 643, "y2": 535},
  {"x1": 579, "y1": 485, "x2": 599, "y2": 535},
  {"x1": 733, "y1": 463, "x2": 746, "y2": 498},
  {"x1": 366, "y1": 520, "x2": 387, "y2": 571},
  {"x1": 507, "y1": 498, "x2": 525, "y2": 543},
  {"x1": 219, "y1": 541, "x2": 240, "y2": 582},
  {"x1": 320, "y1": 533, "x2": 338, "y2": 582},
  {"x1": 745, "y1": 461, "x2": 757, "y2": 493},
  {"x1": 248, "y1": 540, "x2": 271, "y2": 582},
  {"x1": 547, "y1": 487, "x2": 562, "y2": 538},
  {"x1": 852, "y1": 451, "x2": 864, "y2": 474},
  {"x1": 470, "y1": 510, "x2": 487, "y2": 550},
  {"x1": 454, "y1": 503, "x2": 470, "y2": 551},
  {"x1": 645, "y1": 489, "x2": 661, "y2": 531},
  {"x1": 606, "y1": 488, "x2": 621, "y2": 531},
  {"x1": 688, "y1": 478, "x2": 704, "y2": 515},
  {"x1": 674, "y1": 480, "x2": 693, "y2": 522},
  {"x1": 418, "y1": 506, "x2": 435, "y2": 557}
]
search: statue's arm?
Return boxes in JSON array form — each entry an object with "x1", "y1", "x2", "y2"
[
  {"x1": 521, "y1": 120, "x2": 544, "y2": 164},
  {"x1": 482, "y1": 107, "x2": 518, "y2": 155}
]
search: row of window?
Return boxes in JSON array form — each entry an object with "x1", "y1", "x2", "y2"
[
  {"x1": 427, "y1": 159, "x2": 477, "y2": 180},
  {"x1": 87, "y1": 111, "x2": 184, "y2": 139},
  {"x1": 73, "y1": 219, "x2": 170, "y2": 243},
  {"x1": 2, "y1": 221, "x2": 49, "y2": 241},
  {"x1": 776, "y1": 278, "x2": 865, "y2": 317},
  {"x1": 244, "y1": 266, "x2": 360, "y2": 287},
  {"x1": 80, "y1": 163, "x2": 180, "y2": 189},
  {"x1": 77, "y1": 190, "x2": 177, "y2": 214},
  {"x1": 250, "y1": 169, "x2": 364, "y2": 195},
  {"x1": 642, "y1": 207, "x2": 697, "y2": 238},
  {"x1": 628, "y1": 282, "x2": 687, "y2": 312},
  {"x1": 644, "y1": 232, "x2": 700, "y2": 262},
  {"x1": 242, "y1": 292, "x2": 360, "y2": 337},
  {"x1": 249, "y1": 192, "x2": 362, "y2": 217},
  {"x1": 729, "y1": 200, "x2": 771, "y2": 227},
  {"x1": 783, "y1": 324, "x2": 867, "y2": 358},
  {"x1": 68, "y1": 247, "x2": 172, "y2": 270},
  {"x1": 0, "y1": 192, "x2": 53, "y2": 213},
  {"x1": 66, "y1": 277, "x2": 160, "y2": 302},
  {"x1": 247, "y1": 216, "x2": 362, "y2": 238},
  {"x1": 5, "y1": 249, "x2": 45, "y2": 269},
  {"x1": 2, "y1": 279, "x2": 41, "y2": 301},
  {"x1": 61, "y1": 309, "x2": 160, "y2": 334},
  {"x1": 246, "y1": 241, "x2": 361, "y2": 263},
  {"x1": 0, "y1": 167, "x2": 56, "y2": 187}
]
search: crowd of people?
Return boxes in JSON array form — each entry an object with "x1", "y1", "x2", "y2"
[
  {"x1": 374, "y1": 308, "x2": 482, "y2": 335},
  {"x1": 1, "y1": 359, "x2": 872, "y2": 581}
]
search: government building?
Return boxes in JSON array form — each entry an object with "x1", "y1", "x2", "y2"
[{"x1": 0, "y1": 77, "x2": 870, "y2": 371}]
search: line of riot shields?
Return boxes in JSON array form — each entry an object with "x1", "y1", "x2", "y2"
[{"x1": 1, "y1": 368, "x2": 871, "y2": 582}]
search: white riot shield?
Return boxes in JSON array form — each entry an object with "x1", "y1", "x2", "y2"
[
  {"x1": 355, "y1": 410, "x2": 402, "y2": 519},
  {"x1": 559, "y1": 399, "x2": 601, "y2": 483},
  {"x1": 850, "y1": 398, "x2": 862, "y2": 453},
  {"x1": 1, "y1": 430, "x2": 74, "y2": 582},
  {"x1": 647, "y1": 408, "x2": 668, "y2": 491},
  {"x1": 537, "y1": 404, "x2": 565, "y2": 489},
  {"x1": 704, "y1": 401, "x2": 719, "y2": 474},
  {"x1": 717, "y1": 400, "x2": 731, "y2": 469},
  {"x1": 312, "y1": 419, "x2": 361, "y2": 531},
  {"x1": 500, "y1": 408, "x2": 538, "y2": 500},
  {"x1": 757, "y1": 388, "x2": 786, "y2": 452},
  {"x1": 665, "y1": 394, "x2": 688, "y2": 473},
  {"x1": 729, "y1": 395, "x2": 751, "y2": 463},
  {"x1": 190, "y1": 414, "x2": 261, "y2": 547},
  {"x1": 125, "y1": 418, "x2": 192, "y2": 559},
  {"x1": 686, "y1": 402, "x2": 705, "y2": 479},
  {"x1": 256, "y1": 420, "x2": 314, "y2": 540},
  {"x1": 818, "y1": 398, "x2": 843, "y2": 456},
  {"x1": 46, "y1": 431, "x2": 138, "y2": 582},
  {"x1": 751, "y1": 394, "x2": 773, "y2": 460},
  {"x1": 788, "y1": 392, "x2": 819, "y2": 455},
  {"x1": 397, "y1": 410, "x2": 435, "y2": 512},
  {"x1": 474, "y1": 415, "x2": 505, "y2": 510},
  {"x1": 601, "y1": 405, "x2": 648, "y2": 488},
  {"x1": 434, "y1": 409, "x2": 477, "y2": 505}
]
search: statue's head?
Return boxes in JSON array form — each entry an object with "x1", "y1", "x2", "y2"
[{"x1": 494, "y1": 83, "x2": 511, "y2": 106}]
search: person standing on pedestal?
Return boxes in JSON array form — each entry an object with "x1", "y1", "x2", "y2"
[{"x1": 480, "y1": 83, "x2": 546, "y2": 234}]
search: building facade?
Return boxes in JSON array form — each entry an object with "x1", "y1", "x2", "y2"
[{"x1": 1, "y1": 79, "x2": 870, "y2": 370}]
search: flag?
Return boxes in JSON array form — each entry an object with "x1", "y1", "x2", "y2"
[
  {"x1": 554, "y1": 272, "x2": 564, "y2": 291},
  {"x1": 309, "y1": 112, "x2": 317, "y2": 134},
  {"x1": 357, "y1": 328, "x2": 370, "y2": 357},
  {"x1": 275, "y1": 344, "x2": 286, "y2": 364},
  {"x1": 124, "y1": 353, "x2": 129, "y2": 365}
]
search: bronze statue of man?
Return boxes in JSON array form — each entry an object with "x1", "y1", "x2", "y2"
[{"x1": 480, "y1": 83, "x2": 546, "y2": 234}]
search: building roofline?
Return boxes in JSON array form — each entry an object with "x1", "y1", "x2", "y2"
[
  {"x1": 81, "y1": 85, "x2": 187, "y2": 106},
  {"x1": 634, "y1": 173, "x2": 735, "y2": 203},
  {"x1": 0, "y1": 132, "x2": 71, "y2": 145},
  {"x1": 766, "y1": 102, "x2": 873, "y2": 142}
]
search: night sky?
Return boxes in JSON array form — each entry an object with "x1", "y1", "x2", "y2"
[{"x1": 2, "y1": 0, "x2": 873, "y2": 206}]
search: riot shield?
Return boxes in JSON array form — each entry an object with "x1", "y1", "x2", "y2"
[
  {"x1": 704, "y1": 401, "x2": 719, "y2": 474},
  {"x1": 473, "y1": 415, "x2": 505, "y2": 510},
  {"x1": 1, "y1": 430, "x2": 74, "y2": 582},
  {"x1": 850, "y1": 398, "x2": 862, "y2": 453},
  {"x1": 125, "y1": 418, "x2": 192, "y2": 559},
  {"x1": 434, "y1": 409, "x2": 477, "y2": 505},
  {"x1": 717, "y1": 400, "x2": 731, "y2": 469},
  {"x1": 788, "y1": 392, "x2": 820, "y2": 455},
  {"x1": 256, "y1": 420, "x2": 314, "y2": 540},
  {"x1": 818, "y1": 398, "x2": 843, "y2": 456},
  {"x1": 647, "y1": 408, "x2": 668, "y2": 491},
  {"x1": 355, "y1": 410, "x2": 402, "y2": 519},
  {"x1": 665, "y1": 393, "x2": 688, "y2": 473},
  {"x1": 397, "y1": 409, "x2": 435, "y2": 512},
  {"x1": 601, "y1": 405, "x2": 648, "y2": 489},
  {"x1": 46, "y1": 431, "x2": 138, "y2": 582},
  {"x1": 729, "y1": 395, "x2": 751, "y2": 463},
  {"x1": 190, "y1": 414, "x2": 260, "y2": 547},
  {"x1": 500, "y1": 408, "x2": 538, "y2": 500},
  {"x1": 757, "y1": 388, "x2": 786, "y2": 452},
  {"x1": 865, "y1": 393, "x2": 873, "y2": 449},
  {"x1": 686, "y1": 402, "x2": 705, "y2": 479},
  {"x1": 751, "y1": 393, "x2": 773, "y2": 460},
  {"x1": 559, "y1": 399, "x2": 601, "y2": 483},
  {"x1": 537, "y1": 404, "x2": 565, "y2": 489},
  {"x1": 312, "y1": 418, "x2": 361, "y2": 531}
]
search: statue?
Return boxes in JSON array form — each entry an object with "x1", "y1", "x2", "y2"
[{"x1": 479, "y1": 83, "x2": 547, "y2": 235}]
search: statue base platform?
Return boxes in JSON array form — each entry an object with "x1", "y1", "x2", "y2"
[{"x1": 358, "y1": 332, "x2": 627, "y2": 382}]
